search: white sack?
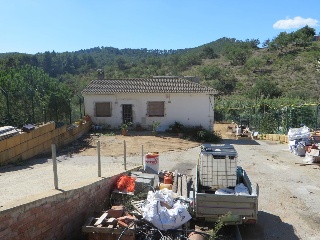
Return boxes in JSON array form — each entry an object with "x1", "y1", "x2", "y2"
[
  {"x1": 215, "y1": 183, "x2": 250, "y2": 196},
  {"x1": 215, "y1": 188, "x2": 234, "y2": 195},
  {"x1": 142, "y1": 190, "x2": 191, "y2": 230},
  {"x1": 288, "y1": 126, "x2": 310, "y2": 141},
  {"x1": 235, "y1": 183, "x2": 250, "y2": 196}
]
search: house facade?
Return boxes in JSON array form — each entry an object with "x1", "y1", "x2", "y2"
[{"x1": 81, "y1": 77, "x2": 217, "y2": 131}]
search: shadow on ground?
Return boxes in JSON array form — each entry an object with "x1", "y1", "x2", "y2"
[
  {"x1": 239, "y1": 211, "x2": 299, "y2": 240},
  {"x1": 222, "y1": 139, "x2": 260, "y2": 145}
]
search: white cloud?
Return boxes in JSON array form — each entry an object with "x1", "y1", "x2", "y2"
[{"x1": 273, "y1": 16, "x2": 319, "y2": 29}]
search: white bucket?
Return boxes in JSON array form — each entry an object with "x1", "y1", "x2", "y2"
[{"x1": 144, "y1": 152, "x2": 159, "y2": 174}]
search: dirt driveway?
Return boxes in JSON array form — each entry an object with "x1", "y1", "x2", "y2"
[
  {"x1": 1, "y1": 125, "x2": 320, "y2": 239},
  {"x1": 73, "y1": 131, "x2": 199, "y2": 157}
]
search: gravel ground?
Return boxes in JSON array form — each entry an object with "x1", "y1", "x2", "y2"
[{"x1": 1, "y1": 139, "x2": 320, "y2": 239}]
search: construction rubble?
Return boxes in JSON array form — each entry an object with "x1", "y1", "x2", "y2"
[
  {"x1": 288, "y1": 125, "x2": 320, "y2": 163},
  {"x1": 82, "y1": 170, "x2": 208, "y2": 240}
]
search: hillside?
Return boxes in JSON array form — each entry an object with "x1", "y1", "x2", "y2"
[{"x1": 0, "y1": 26, "x2": 320, "y2": 128}]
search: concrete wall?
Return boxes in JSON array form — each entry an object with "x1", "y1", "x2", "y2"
[
  {"x1": 83, "y1": 92, "x2": 215, "y2": 130},
  {"x1": 0, "y1": 121, "x2": 92, "y2": 166},
  {"x1": 0, "y1": 174, "x2": 121, "y2": 240}
]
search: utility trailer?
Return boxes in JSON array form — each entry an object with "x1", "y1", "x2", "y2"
[{"x1": 190, "y1": 143, "x2": 259, "y2": 225}]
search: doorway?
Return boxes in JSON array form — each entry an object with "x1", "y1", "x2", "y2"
[{"x1": 122, "y1": 104, "x2": 133, "y2": 123}]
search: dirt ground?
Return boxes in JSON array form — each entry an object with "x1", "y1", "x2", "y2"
[
  {"x1": 73, "y1": 124, "x2": 320, "y2": 240},
  {"x1": 74, "y1": 123, "x2": 236, "y2": 157},
  {"x1": 1, "y1": 124, "x2": 320, "y2": 239},
  {"x1": 69, "y1": 124, "x2": 320, "y2": 239},
  {"x1": 74, "y1": 131, "x2": 200, "y2": 157}
]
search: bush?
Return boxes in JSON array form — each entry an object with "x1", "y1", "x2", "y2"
[
  {"x1": 167, "y1": 122, "x2": 222, "y2": 142},
  {"x1": 168, "y1": 121, "x2": 185, "y2": 133}
]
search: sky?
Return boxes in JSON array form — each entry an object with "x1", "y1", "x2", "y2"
[{"x1": 0, "y1": 0, "x2": 319, "y2": 54}]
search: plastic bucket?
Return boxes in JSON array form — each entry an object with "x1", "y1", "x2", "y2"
[{"x1": 144, "y1": 152, "x2": 159, "y2": 174}]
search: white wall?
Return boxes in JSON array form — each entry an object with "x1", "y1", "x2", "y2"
[{"x1": 83, "y1": 93, "x2": 214, "y2": 130}]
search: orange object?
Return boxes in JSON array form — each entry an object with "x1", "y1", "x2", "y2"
[
  {"x1": 164, "y1": 174, "x2": 173, "y2": 184},
  {"x1": 116, "y1": 175, "x2": 136, "y2": 192}
]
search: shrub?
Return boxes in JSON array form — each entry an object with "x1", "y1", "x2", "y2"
[
  {"x1": 168, "y1": 121, "x2": 184, "y2": 133},
  {"x1": 167, "y1": 122, "x2": 222, "y2": 142}
]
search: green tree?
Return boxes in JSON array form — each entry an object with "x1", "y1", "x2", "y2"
[
  {"x1": 224, "y1": 42, "x2": 253, "y2": 65},
  {"x1": 202, "y1": 46, "x2": 219, "y2": 59},
  {"x1": 269, "y1": 32, "x2": 293, "y2": 53},
  {"x1": 293, "y1": 25, "x2": 316, "y2": 47},
  {"x1": 247, "y1": 79, "x2": 282, "y2": 99}
]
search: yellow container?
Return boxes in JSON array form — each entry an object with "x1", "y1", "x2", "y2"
[{"x1": 159, "y1": 183, "x2": 172, "y2": 190}]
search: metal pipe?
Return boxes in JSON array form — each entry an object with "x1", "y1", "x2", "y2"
[
  {"x1": 316, "y1": 105, "x2": 319, "y2": 130},
  {"x1": 52, "y1": 144, "x2": 59, "y2": 189},
  {"x1": 141, "y1": 145, "x2": 144, "y2": 165},
  {"x1": 124, "y1": 140, "x2": 126, "y2": 170},
  {"x1": 97, "y1": 141, "x2": 101, "y2": 177}
]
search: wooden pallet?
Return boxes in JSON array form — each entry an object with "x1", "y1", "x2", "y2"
[{"x1": 82, "y1": 209, "x2": 135, "y2": 240}]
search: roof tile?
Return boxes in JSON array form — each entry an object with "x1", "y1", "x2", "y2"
[{"x1": 82, "y1": 78, "x2": 217, "y2": 94}]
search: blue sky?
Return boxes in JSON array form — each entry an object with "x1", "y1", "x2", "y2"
[{"x1": 1, "y1": 0, "x2": 319, "y2": 54}]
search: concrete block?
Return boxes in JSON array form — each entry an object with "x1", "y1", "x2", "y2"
[
  {"x1": 34, "y1": 143, "x2": 44, "y2": 155},
  {"x1": 39, "y1": 124, "x2": 48, "y2": 136},
  {"x1": 14, "y1": 144, "x2": 22, "y2": 156},
  {"x1": 20, "y1": 132, "x2": 33, "y2": 143},
  {"x1": 29, "y1": 137, "x2": 40, "y2": 149},
  {"x1": 51, "y1": 130, "x2": 58, "y2": 139},
  {"x1": 6, "y1": 134, "x2": 21, "y2": 149},
  {"x1": 47, "y1": 122, "x2": 55, "y2": 131},
  {"x1": 21, "y1": 141, "x2": 29, "y2": 153},
  {"x1": 0, "y1": 150, "x2": 9, "y2": 164},
  {"x1": 8, "y1": 147, "x2": 16, "y2": 159},
  {"x1": 42, "y1": 132, "x2": 51, "y2": 143},
  {"x1": 43, "y1": 140, "x2": 52, "y2": 152},
  {"x1": 22, "y1": 148, "x2": 34, "y2": 160},
  {"x1": 58, "y1": 125, "x2": 67, "y2": 135},
  {"x1": 0, "y1": 139, "x2": 7, "y2": 152},
  {"x1": 31, "y1": 127, "x2": 41, "y2": 138}
]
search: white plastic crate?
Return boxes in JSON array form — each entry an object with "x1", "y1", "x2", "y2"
[{"x1": 199, "y1": 153, "x2": 237, "y2": 188}]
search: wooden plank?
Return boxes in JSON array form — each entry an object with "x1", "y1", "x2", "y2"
[
  {"x1": 94, "y1": 212, "x2": 108, "y2": 226},
  {"x1": 131, "y1": 200, "x2": 144, "y2": 214},
  {"x1": 181, "y1": 175, "x2": 188, "y2": 198},
  {"x1": 177, "y1": 174, "x2": 182, "y2": 196},
  {"x1": 172, "y1": 170, "x2": 178, "y2": 193},
  {"x1": 106, "y1": 217, "x2": 116, "y2": 228}
]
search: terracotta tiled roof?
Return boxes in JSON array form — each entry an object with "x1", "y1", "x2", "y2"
[{"x1": 82, "y1": 78, "x2": 217, "y2": 94}]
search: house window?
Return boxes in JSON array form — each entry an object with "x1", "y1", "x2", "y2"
[
  {"x1": 95, "y1": 102, "x2": 111, "y2": 117},
  {"x1": 147, "y1": 101, "x2": 164, "y2": 117}
]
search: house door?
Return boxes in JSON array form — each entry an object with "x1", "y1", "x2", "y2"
[{"x1": 122, "y1": 104, "x2": 133, "y2": 123}]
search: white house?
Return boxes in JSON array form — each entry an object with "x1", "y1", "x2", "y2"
[{"x1": 81, "y1": 76, "x2": 217, "y2": 131}]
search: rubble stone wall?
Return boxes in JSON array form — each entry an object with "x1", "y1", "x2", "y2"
[
  {"x1": 0, "y1": 174, "x2": 119, "y2": 240},
  {"x1": 0, "y1": 121, "x2": 92, "y2": 166}
]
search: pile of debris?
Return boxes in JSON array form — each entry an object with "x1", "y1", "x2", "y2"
[
  {"x1": 288, "y1": 126, "x2": 320, "y2": 163},
  {"x1": 82, "y1": 170, "x2": 209, "y2": 240}
]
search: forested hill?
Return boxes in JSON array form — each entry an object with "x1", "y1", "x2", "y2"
[{"x1": 0, "y1": 25, "x2": 319, "y2": 127}]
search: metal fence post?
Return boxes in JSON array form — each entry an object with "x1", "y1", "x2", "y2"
[
  {"x1": 141, "y1": 145, "x2": 144, "y2": 165},
  {"x1": 51, "y1": 144, "x2": 58, "y2": 189},
  {"x1": 124, "y1": 140, "x2": 126, "y2": 170},
  {"x1": 97, "y1": 141, "x2": 101, "y2": 177}
]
